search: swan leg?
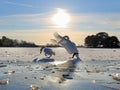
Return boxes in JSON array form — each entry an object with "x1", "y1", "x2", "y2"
[
  {"x1": 48, "y1": 54, "x2": 52, "y2": 58},
  {"x1": 72, "y1": 53, "x2": 75, "y2": 58},
  {"x1": 72, "y1": 53, "x2": 78, "y2": 58},
  {"x1": 45, "y1": 54, "x2": 47, "y2": 56}
]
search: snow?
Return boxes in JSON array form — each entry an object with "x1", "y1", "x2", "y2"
[{"x1": 0, "y1": 47, "x2": 120, "y2": 90}]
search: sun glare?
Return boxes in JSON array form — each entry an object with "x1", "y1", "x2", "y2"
[{"x1": 51, "y1": 8, "x2": 71, "y2": 28}]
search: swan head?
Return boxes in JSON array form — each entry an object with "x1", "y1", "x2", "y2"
[
  {"x1": 40, "y1": 46, "x2": 45, "y2": 54},
  {"x1": 63, "y1": 36, "x2": 69, "y2": 40}
]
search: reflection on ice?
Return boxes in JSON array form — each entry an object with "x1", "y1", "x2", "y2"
[
  {"x1": 51, "y1": 57, "x2": 81, "y2": 83},
  {"x1": 38, "y1": 58, "x2": 54, "y2": 63},
  {"x1": 52, "y1": 61, "x2": 67, "y2": 65},
  {"x1": 32, "y1": 58, "x2": 54, "y2": 63},
  {"x1": 32, "y1": 58, "x2": 38, "y2": 63},
  {"x1": 111, "y1": 73, "x2": 120, "y2": 81},
  {"x1": 0, "y1": 79, "x2": 9, "y2": 85},
  {"x1": 91, "y1": 79, "x2": 96, "y2": 84},
  {"x1": 4, "y1": 70, "x2": 15, "y2": 75},
  {"x1": 0, "y1": 64, "x2": 7, "y2": 68},
  {"x1": 30, "y1": 85, "x2": 39, "y2": 90},
  {"x1": 86, "y1": 69, "x2": 101, "y2": 73}
]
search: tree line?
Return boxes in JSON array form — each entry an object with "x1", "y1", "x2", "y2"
[
  {"x1": 0, "y1": 32, "x2": 119, "y2": 48},
  {"x1": 85, "y1": 32, "x2": 120, "y2": 48},
  {"x1": 0, "y1": 36, "x2": 38, "y2": 47}
]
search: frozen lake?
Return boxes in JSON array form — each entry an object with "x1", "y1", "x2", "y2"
[{"x1": 0, "y1": 47, "x2": 120, "y2": 90}]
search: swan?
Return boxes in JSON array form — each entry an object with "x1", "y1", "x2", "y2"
[
  {"x1": 51, "y1": 33, "x2": 81, "y2": 83},
  {"x1": 40, "y1": 46, "x2": 55, "y2": 58},
  {"x1": 53, "y1": 32, "x2": 79, "y2": 58}
]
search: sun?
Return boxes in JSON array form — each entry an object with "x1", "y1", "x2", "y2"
[{"x1": 51, "y1": 8, "x2": 71, "y2": 28}]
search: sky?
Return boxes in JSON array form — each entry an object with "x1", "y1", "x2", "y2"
[{"x1": 0, "y1": 0, "x2": 120, "y2": 45}]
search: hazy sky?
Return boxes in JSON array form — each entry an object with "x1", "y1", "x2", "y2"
[{"x1": 0, "y1": 0, "x2": 120, "y2": 45}]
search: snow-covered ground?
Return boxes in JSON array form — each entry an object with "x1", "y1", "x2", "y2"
[{"x1": 0, "y1": 47, "x2": 120, "y2": 90}]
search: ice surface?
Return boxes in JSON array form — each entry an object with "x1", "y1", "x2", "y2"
[{"x1": 0, "y1": 47, "x2": 120, "y2": 90}]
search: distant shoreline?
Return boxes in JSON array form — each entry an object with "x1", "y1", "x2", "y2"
[{"x1": 0, "y1": 46, "x2": 120, "y2": 49}]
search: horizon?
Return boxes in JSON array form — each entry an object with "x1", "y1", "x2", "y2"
[
  {"x1": 0, "y1": 31, "x2": 119, "y2": 46},
  {"x1": 0, "y1": 0, "x2": 120, "y2": 45}
]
